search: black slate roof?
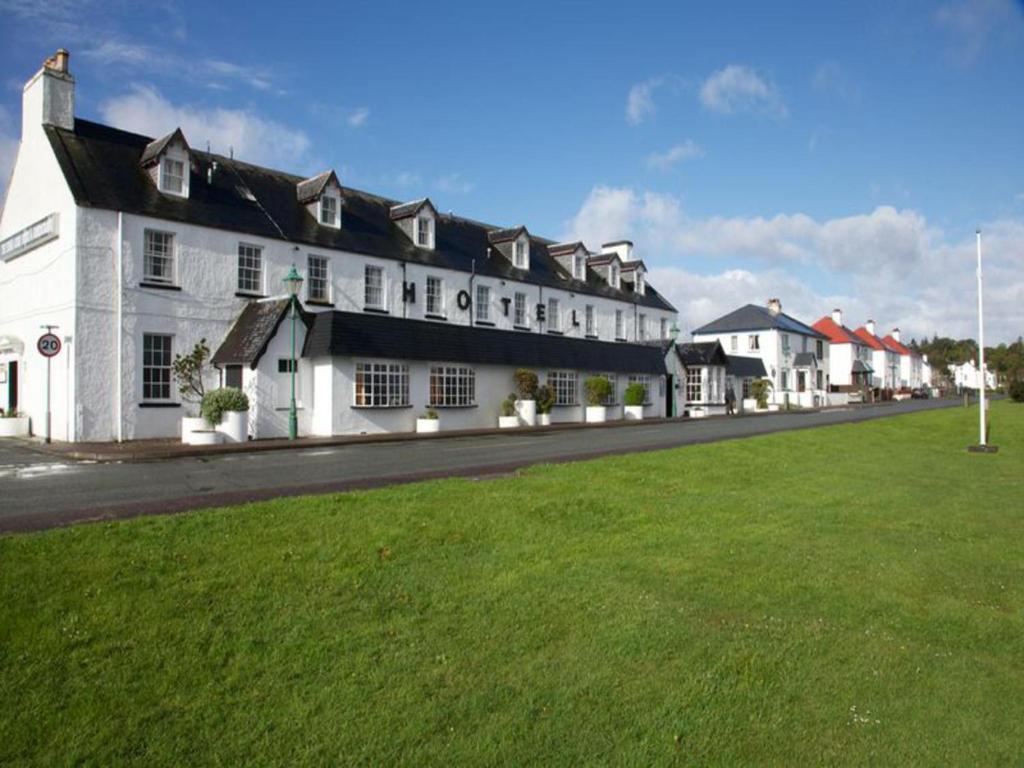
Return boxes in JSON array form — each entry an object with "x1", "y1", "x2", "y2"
[
  {"x1": 725, "y1": 356, "x2": 768, "y2": 378},
  {"x1": 302, "y1": 311, "x2": 667, "y2": 375},
  {"x1": 212, "y1": 298, "x2": 305, "y2": 368},
  {"x1": 46, "y1": 119, "x2": 674, "y2": 313},
  {"x1": 139, "y1": 128, "x2": 186, "y2": 166},
  {"x1": 693, "y1": 304, "x2": 828, "y2": 339},
  {"x1": 295, "y1": 170, "x2": 338, "y2": 203},
  {"x1": 793, "y1": 352, "x2": 818, "y2": 367},
  {"x1": 852, "y1": 359, "x2": 874, "y2": 373},
  {"x1": 389, "y1": 198, "x2": 434, "y2": 220},
  {"x1": 676, "y1": 341, "x2": 728, "y2": 367}
]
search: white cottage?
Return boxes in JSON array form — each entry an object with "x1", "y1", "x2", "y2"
[{"x1": 0, "y1": 50, "x2": 677, "y2": 442}]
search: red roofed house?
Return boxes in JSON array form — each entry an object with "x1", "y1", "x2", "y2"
[
  {"x1": 812, "y1": 309, "x2": 873, "y2": 397},
  {"x1": 854, "y1": 320, "x2": 900, "y2": 391},
  {"x1": 881, "y1": 328, "x2": 923, "y2": 390}
]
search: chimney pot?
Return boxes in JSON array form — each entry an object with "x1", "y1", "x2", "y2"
[
  {"x1": 832, "y1": 308, "x2": 842, "y2": 326},
  {"x1": 767, "y1": 298, "x2": 782, "y2": 316},
  {"x1": 892, "y1": 328, "x2": 901, "y2": 343},
  {"x1": 866, "y1": 319, "x2": 876, "y2": 336}
]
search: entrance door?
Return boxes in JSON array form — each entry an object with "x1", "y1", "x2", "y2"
[
  {"x1": 665, "y1": 374, "x2": 674, "y2": 416},
  {"x1": 797, "y1": 370, "x2": 807, "y2": 393},
  {"x1": 7, "y1": 362, "x2": 17, "y2": 412}
]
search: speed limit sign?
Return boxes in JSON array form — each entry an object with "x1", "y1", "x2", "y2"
[{"x1": 37, "y1": 333, "x2": 61, "y2": 358}]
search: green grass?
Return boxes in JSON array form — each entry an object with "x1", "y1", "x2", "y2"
[{"x1": 2, "y1": 402, "x2": 1023, "y2": 766}]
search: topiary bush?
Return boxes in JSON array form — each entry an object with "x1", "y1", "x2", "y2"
[
  {"x1": 750, "y1": 379, "x2": 773, "y2": 410},
  {"x1": 1009, "y1": 379, "x2": 1024, "y2": 403},
  {"x1": 501, "y1": 396, "x2": 517, "y2": 418},
  {"x1": 513, "y1": 369, "x2": 539, "y2": 400},
  {"x1": 420, "y1": 408, "x2": 439, "y2": 420},
  {"x1": 536, "y1": 384, "x2": 555, "y2": 415},
  {"x1": 624, "y1": 382, "x2": 646, "y2": 407},
  {"x1": 584, "y1": 376, "x2": 612, "y2": 407},
  {"x1": 201, "y1": 387, "x2": 250, "y2": 426}
]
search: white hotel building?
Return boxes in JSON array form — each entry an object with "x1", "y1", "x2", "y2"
[{"x1": 0, "y1": 51, "x2": 677, "y2": 442}]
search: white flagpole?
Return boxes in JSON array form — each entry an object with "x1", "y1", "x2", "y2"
[{"x1": 976, "y1": 229, "x2": 986, "y2": 446}]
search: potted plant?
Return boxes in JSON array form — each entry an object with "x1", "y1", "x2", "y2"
[
  {"x1": 0, "y1": 408, "x2": 30, "y2": 437},
  {"x1": 201, "y1": 387, "x2": 250, "y2": 443},
  {"x1": 623, "y1": 382, "x2": 646, "y2": 420},
  {"x1": 513, "y1": 368, "x2": 538, "y2": 426},
  {"x1": 750, "y1": 379, "x2": 773, "y2": 411},
  {"x1": 584, "y1": 376, "x2": 612, "y2": 423},
  {"x1": 173, "y1": 339, "x2": 211, "y2": 443},
  {"x1": 416, "y1": 408, "x2": 440, "y2": 433},
  {"x1": 536, "y1": 384, "x2": 555, "y2": 426},
  {"x1": 498, "y1": 394, "x2": 519, "y2": 428}
]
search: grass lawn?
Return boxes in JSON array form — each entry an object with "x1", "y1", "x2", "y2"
[{"x1": 2, "y1": 402, "x2": 1022, "y2": 766}]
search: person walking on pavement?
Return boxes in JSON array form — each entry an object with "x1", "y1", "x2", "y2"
[{"x1": 725, "y1": 383, "x2": 736, "y2": 415}]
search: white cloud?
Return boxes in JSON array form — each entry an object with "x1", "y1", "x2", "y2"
[
  {"x1": 435, "y1": 173, "x2": 475, "y2": 195},
  {"x1": 699, "y1": 65, "x2": 786, "y2": 116},
  {"x1": 646, "y1": 140, "x2": 704, "y2": 170},
  {"x1": 563, "y1": 185, "x2": 1024, "y2": 342},
  {"x1": 100, "y1": 86, "x2": 311, "y2": 170},
  {"x1": 811, "y1": 61, "x2": 862, "y2": 104},
  {"x1": 935, "y1": 0, "x2": 1024, "y2": 65},
  {"x1": 626, "y1": 77, "x2": 661, "y2": 125},
  {"x1": 0, "y1": 106, "x2": 19, "y2": 207},
  {"x1": 347, "y1": 107, "x2": 370, "y2": 127}
]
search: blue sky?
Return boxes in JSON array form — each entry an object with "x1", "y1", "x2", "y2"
[{"x1": 2, "y1": 0, "x2": 1023, "y2": 343}]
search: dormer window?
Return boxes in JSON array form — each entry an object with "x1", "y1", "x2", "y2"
[
  {"x1": 416, "y1": 216, "x2": 434, "y2": 248},
  {"x1": 514, "y1": 239, "x2": 529, "y2": 269},
  {"x1": 573, "y1": 252, "x2": 585, "y2": 280},
  {"x1": 160, "y1": 158, "x2": 185, "y2": 195},
  {"x1": 320, "y1": 194, "x2": 339, "y2": 228},
  {"x1": 635, "y1": 271, "x2": 646, "y2": 295},
  {"x1": 609, "y1": 262, "x2": 620, "y2": 289}
]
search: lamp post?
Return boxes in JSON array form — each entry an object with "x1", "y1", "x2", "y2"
[
  {"x1": 669, "y1": 322, "x2": 680, "y2": 418},
  {"x1": 283, "y1": 265, "x2": 303, "y2": 440}
]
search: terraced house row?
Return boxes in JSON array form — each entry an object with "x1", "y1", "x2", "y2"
[{"x1": 0, "y1": 51, "x2": 930, "y2": 443}]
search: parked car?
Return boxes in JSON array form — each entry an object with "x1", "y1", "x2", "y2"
[{"x1": 910, "y1": 388, "x2": 929, "y2": 399}]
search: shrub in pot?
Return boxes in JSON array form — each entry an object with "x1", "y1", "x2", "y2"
[
  {"x1": 416, "y1": 408, "x2": 440, "y2": 433},
  {"x1": 202, "y1": 387, "x2": 250, "y2": 443},
  {"x1": 750, "y1": 379, "x2": 773, "y2": 410},
  {"x1": 513, "y1": 369, "x2": 539, "y2": 426},
  {"x1": 536, "y1": 384, "x2": 555, "y2": 426},
  {"x1": 624, "y1": 382, "x2": 646, "y2": 420},
  {"x1": 584, "y1": 376, "x2": 612, "y2": 423},
  {"x1": 0, "y1": 408, "x2": 30, "y2": 437},
  {"x1": 173, "y1": 339, "x2": 211, "y2": 442},
  {"x1": 499, "y1": 394, "x2": 519, "y2": 428}
]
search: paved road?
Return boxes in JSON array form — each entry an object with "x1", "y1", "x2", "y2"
[{"x1": 0, "y1": 398, "x2": 960, "y2": 532}]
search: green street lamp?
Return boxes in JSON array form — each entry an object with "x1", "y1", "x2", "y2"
[
  {"x1": 283, "y1": 264, "x2": 303, "y2": 440},
  {"x1": 669, "y1": 322, "x2": 680, "y2": 418}
]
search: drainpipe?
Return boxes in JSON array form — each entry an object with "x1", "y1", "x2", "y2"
[
  {"x1": 633, "y1": 303, "x2": 638, "y2": 342},
  {"x1": 401, "y1": 262, "x2": 408, "y2": 319},
  {"x1": 468, "y1": 258, "x2": 476, "y2": 326},
  {"x1": 537, "y1": 285, "x2": 543, "y2": 334},
  {"x1": 115, "y1": 212, "x2": 123, "y2": 442}
]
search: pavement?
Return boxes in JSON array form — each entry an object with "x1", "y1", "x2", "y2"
[{"x1": 0, "y1": 398, "x2": 961, "y2": 534}]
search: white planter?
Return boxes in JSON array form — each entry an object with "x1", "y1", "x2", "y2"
[
  {"x1": 0, "y1": 417, "x2": 30, "y2": 437},
  {"x1": 181, "y1": 416, "x2": 207, "y2": 444},
  {"x1": 767, "y1": 404, "x2": 781, "y2": 412},
  {"x1": 624, "y1": 405, "x2": 644, "y2": 421},
  {"x1": 585, "y1": 406, "x2": 607, "y2": 423},
  {"x1": 217, "y1": 410, "x2": 249, "y2": 443},
  {"x1": 416, "y1": 418, "x2": 440, "y2": 433},
  {"x1": 185, "y1": 429, "x2": 222, "y2": 446},
  {"x1": 515, "y1": 398, "x2": 537, "y2": 426},
  {"x1": 498, "y1": 416, "x2": 519, "y2": 429},
  {"x1": 537, "y1": 413, "x2": 551, "y2": 426}
]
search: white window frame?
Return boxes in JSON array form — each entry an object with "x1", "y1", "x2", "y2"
[
  {"x1": 609, "y1": 262, "x2": 620, "y2": 289},
  {"x1": 686, "y1": 368, "x2": 703, "y2": 403},
  {"x1": 636, "y1": 271, "x2": 645, "y2": 295},
  {"x1": 660, "y1": 318, "x2": 669, "y2": 340},
  {"x1": 354, "y1": 361, "x2": 409, "y2": 407},
  {"x1": 547, "y1": 297, "x2": 560, "y2": 332},
  {"x1": 307, "y1": 254, "x2": 330, "y2": 303},
  {"x1": 547, "y1": 370, "x2": 578, "y2": 406},
  {"x1": 514, "y1": 238, "x2": 529, "y2": 269},
  {"x1": 585, "y1": 304, "x2": 595, "y2": 336},
  {"x1": 628, "y1": 374, "x2": 653, "y2": 405},
  {"x1": 638, "y1": 313, "x2": 647, "y2": 341},
  {"x1": 143, "y1": 229, "x2": 176, "y2": 285},
  {"x1": 320, "y1": 194, "x2": 340, "y2": 228},
  {"x1": 513, "y1": 291, "x2": 528, "y2": 327},
  {"x1": 573, "y1": 251, "x2": 585, "y2": 280},
  {"x1": 730, "y1": 335, "x2": 738, "y2": 352},
  {"x1": 429, "y1": 365, "x2": 476, "y2": 407},
  {"x1": 615, "y1": 309, "x2": 624, "y2": 340},
  {"x1": 416, "y1": 215, "x2": 434, "y2": 249},
  {"x1": 475, "y1": 284, "x2": 491, "y2": 322},
  {"x1": 364, "y1": 264, "x2": 386, "y2": 310},
  {"x1": 159, "y1": 157, "x2": 186, "y2": 196},
  {"x1": 425, "y1": 275, "x2": 444, "y2": 316},
  {"x1": 237, "y1": 243, "x2": 263, "y2": 294},
  {"x1": 600, "y1": 373, "x2": 618, "y2": 405},
  {"x1": 748, "y1": 334, "x2": 760, "y2": 351},
  {"x1": 142, "y1": 333, "x2": 173, "y2": 401}
]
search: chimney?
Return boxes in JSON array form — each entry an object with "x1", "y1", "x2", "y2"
[
  {"x1": 767, "y1": 298, "x2": 782, "y2": 316},
  {"x1": 23, "y1": 48, "x2": 75, "y2": 138},
  {"x1": 892, "y1": 328, "x2": 901, "y2": 343},
  {"x1": 866, "y1": 319, "x2": 876, "y2": 336},
  {"x1": 832, "y1": 308, "x2": 842, "y2": 326},
  {"x1": 601, "y1": 240, "x2": 633, "y2": 262}
]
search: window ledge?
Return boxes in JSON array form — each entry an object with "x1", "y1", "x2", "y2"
[
  {"x1": 552, "y1": 403, "x2": 580, "y2": 407},
  {"x1": 615, "y1": 337, "x2": 627, "y2": 342},
  {"x1": 585, "y1": 334, "x2": 599, "y2": 340},
  {"x1": 352, "y1": 404, "x2": 413, "y2": 410},
  {"x1": 474, "y1": 320, "x2": 495, "y2": 327},
  {"x1": 547, "y1": 330, "x2": 563, "y2": 336},
  {"x1": 425, "y1": 313, "x2": 448, "y2": 321},
  {"x1": 139, "y1": 402, "x2": 181, "y2": 409},
  {"x1": 236, "y1": 291, "x2": 266, "y2": 299},
  {"x1": 513, "y1": 325, "x2": 531, "y2": 331},
  {"x1": 273, "y1": 407, "x2": 306, "y2": 411},
  {"x1": 306, "y1": 299, "x2": 334, "y2": 308},
  {"x1": 139, "y1": 281, "x2": 181, "y2": 292},
  {"x1": 427, "y1": 404, "x2": 479, "y2": 410},
  {"x1": 363, "y1": 307, "x2": 389, "y2": 315}
]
